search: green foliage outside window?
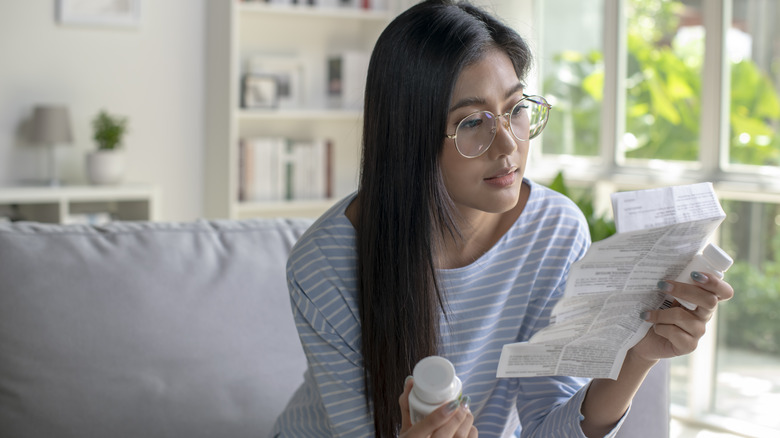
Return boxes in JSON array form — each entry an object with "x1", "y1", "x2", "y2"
[
  {"x1": 719, "y1": 258, "x2": 780, "y2": 355},
  {"x1": 718, "y1": 202, "x2": 780, "y2": 355},
  {"x1": 548, "y1": 171, "x2": 616, "y2": 242},
  {"x1": 542, "y1": 50, "x2": 604, "y2": 156},
  {"x1": 624, "y1": 32, "x2": 702, "y2": 160},
  {"x1": 543, "y1": 2, "x2": 780, "y2": 165},
  {"x1": 729, "y1": 61, "x2": 780, "y2": 165}
]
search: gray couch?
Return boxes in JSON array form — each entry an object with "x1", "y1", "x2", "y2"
[{"x1": 0, "y1": 218, "x2": 669, "y2": 437}]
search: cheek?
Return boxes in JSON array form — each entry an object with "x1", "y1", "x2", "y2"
[
  {"x1": 440, "y1": 151, "x2": 480, "y2": 197},
  {"x1": 518, "y1": 141, "x2": 530, "y2": 164}
]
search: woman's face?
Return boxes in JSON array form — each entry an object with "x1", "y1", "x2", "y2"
[{"x1": 440, "y1": 49, "x2": 530, "y2": 216}]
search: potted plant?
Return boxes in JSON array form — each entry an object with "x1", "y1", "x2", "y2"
[{"x1": 86, "y1": 109, "x2": 128, "y2": 185}]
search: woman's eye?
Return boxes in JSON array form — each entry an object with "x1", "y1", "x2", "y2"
[
  {"x1": 512, "y1": 104, "x2": 528, "y2": 117},
  {"x1": 460, "y1": 117, "x2": 483, "y2": 130}
]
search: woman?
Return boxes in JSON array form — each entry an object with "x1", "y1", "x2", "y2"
[{"x1": 271, "y1": 1, "x2": 733, "y2": 437}]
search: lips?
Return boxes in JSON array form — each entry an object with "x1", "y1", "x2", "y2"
[{"x1": 484, "y1": 167, "x2": 518, "y2": 187}]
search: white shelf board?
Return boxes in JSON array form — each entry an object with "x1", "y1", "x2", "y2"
[
  {"x1": 238, "y1": 108, "x2": 362, "y2": 121},
  {"x1": 0, "y1": 184, "x2": 158, "y2": 203},
  {"x1": 236, "y1": 198, "x2": 338, "y2": 218}
]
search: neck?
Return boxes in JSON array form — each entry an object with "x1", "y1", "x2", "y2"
[{"x1": 437, "y1": 181, "x2": 529, "y2": 269}]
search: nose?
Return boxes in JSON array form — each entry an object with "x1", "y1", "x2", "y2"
[{"x1": 489, "y1": 113, "x2": 517, "y2": 157}]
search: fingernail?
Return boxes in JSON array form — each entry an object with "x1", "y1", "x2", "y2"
[
  {"x1": 657, "y1": 280, "x2": 673, "y2": 292},
  {"x1": 445, "y1": 399, "x2": 461, "y2": 413},
  {"x1": 404, "y1": 375, "x2": 413, "y2": 385},
  {"x1": 640, "y1": 311, "x2": 650, "y2": 321},
  {"x1": 691, "y1": 271, "x2": 708, "y2": 283},
  {"x1": 460, "y1": 395, "x2": 471, "y2": 411}
]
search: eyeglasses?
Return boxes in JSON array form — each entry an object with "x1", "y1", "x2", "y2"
[{"x1": 445, "y1": 94, "x2": 551, "y2": 158}]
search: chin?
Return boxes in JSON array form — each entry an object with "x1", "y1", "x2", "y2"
[
  {"x1": 492, "y1": 195, "x2": 521, "y2": 214},
  {"x1": 487, "y1": 179, "x2": 523, "y2": 211},
  {"x1": 471, "y1": 188, "x2": 522, "y2": 214}
]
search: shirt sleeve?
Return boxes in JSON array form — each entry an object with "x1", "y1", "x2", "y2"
[
  {"x1": 285, "y1": 270, "x2": 375, "y2": 437},
  {"x1": 516, "y1": 378, "x2": 629, "y2": 438}
]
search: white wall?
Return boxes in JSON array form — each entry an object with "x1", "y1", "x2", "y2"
[{"x1": 0, "y1": 0, "x2": 205, "y2": 221}]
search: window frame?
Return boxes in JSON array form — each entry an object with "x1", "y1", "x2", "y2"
[{"x1": 527, "y1": 1, "x2": 780, "y2": 436}]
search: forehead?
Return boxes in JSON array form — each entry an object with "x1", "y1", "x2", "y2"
[{"x1": 450, "y1": 49, "x2": 523, "y2": 105}]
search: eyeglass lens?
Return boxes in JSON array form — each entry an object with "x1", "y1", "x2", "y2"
[{"x1": 455, "y1": 98, "x2": 549, "y2": 158}]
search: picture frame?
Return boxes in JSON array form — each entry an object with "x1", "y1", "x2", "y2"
[
  {"x1": 246, "y1": 55, "x2": 306, "y2": 109},
  {"x1": 242, "y1": 74, "x2": 279, "y2": 109},
  {"x1": 57, "y1": 0, "x2": 141, "y2": 28}
]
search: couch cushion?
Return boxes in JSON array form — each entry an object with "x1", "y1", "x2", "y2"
[{"x1": 0, "y1": 218, "x2": 313, "y2": 438}]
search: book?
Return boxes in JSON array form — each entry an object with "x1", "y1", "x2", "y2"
[
  {"x1": 238, "y1": 137, "x2": 333, "y2": 203},
  {"x1": 327, "y1": 51, "x2": 370, "y2": 110},
  {"x1": 287, "y1": 138, "x2": 332, "y2": 200}
]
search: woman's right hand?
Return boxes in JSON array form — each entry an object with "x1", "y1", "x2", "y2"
[{"x1": 398, "y1": 377, "x2": 478, "y2": 438}]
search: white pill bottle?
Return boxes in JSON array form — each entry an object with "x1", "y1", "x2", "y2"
[
  {"x1": 674, "y1": 243, "x2": 733, "y2": 310},
  {"x1": 408, "y1": 355, "x2": 462, "y2": 425}
]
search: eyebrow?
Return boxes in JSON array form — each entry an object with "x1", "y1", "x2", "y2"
[{"x1": 448, "y1": 82, "x2": 526, "y2": 113}]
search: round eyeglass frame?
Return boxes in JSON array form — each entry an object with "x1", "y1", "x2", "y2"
[{"x1": 445, "y1": 94, "x2": 552, "y2": 158}]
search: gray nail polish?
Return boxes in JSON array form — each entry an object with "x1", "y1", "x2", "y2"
[
  {"x1": 460, "y1": 395, "x2": 471, "y2": 411},
  {"x1": 445, "y1": 399, "x2": 461, "y2": 413},
  {"x1": 690, "y1": 271, "x2": 709, "y2": 283}
]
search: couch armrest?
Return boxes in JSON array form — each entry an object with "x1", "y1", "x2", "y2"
[{"x1": 616, "y1": 359, "x2": 670, "y2": 438}]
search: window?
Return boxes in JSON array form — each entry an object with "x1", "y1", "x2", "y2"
[
  {"x1": 716, "y1": 200, "x2": 780, "y2": 431},
  {"x1": 623, "y1": 0, "x2": 703, "y2": 163},
  {"x1": 727, "y1": 0, "x2": 780, "y2": 168},
  {"x1": 534, "y1": 1, "x2": 780, "y2": 436},
  {"x1": 538, "y1": 0, "x2": 605, "y2": 157}
]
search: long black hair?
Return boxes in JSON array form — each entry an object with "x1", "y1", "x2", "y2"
[{"x1": 354, "y1": 1, "x2": 533, "y2": 436}]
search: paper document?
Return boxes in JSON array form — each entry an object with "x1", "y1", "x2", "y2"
[{"x1": 496, "y1": 182, "x2": 726, "y2": 379}]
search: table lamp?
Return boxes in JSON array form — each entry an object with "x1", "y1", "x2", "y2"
[{"x1": 31, "y1": 105, "x2": 73, "y2": 186}]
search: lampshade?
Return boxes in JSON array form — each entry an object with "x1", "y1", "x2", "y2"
[{"x1": 31, "y1": 105, "x2": 73, "y2": 145}]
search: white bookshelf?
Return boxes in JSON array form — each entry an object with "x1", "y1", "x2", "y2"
[
  {"x1": 0, "y1": 185, "x2": 158, "y2": 224},
  {"x1": 239, "y1": 2, "x2": 392, "y2": 20},
  {"x1": 204, "y1": 1, "x2": 398, "y2": 219}
]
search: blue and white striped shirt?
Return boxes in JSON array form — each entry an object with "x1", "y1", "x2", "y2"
[{"x1": 271, "y1": 179, "x2": 625, "y2": 437}]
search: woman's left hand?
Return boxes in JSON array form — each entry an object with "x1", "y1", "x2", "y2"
[{"x1": 631, "y1": 273, "x2": 735, "y2": 361}]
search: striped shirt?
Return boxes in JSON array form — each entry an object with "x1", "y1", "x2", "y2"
[{"x1": 271, "y1": 179, "x2": 626, "y2": 437}]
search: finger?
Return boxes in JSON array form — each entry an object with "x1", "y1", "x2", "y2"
[
  {"x1": 429, "y1": 400, "x2": 470, "y2": 438},
  {"x1": 646, "y1": 307, "x2": 707, "y2": 338},
  {"x1": 646, "y1": 307, "x2": 707, "y2": 355},
  {"x1": 452, "y1": 397, "x2": 475, "y2": 438},
  {"x1": 410, "y1": 398, "x2": 462, "y2": 437},
  {"x1": 658, "y1": 280, "x2": 719, "y2": 313},
  {"x1": 651, "y1": 320, "x2": 700, "y2": 355},
  {"x1": 450, "y1": 411, "x2": 475, "y2": 438},
  {"x1": 680, "y1": 271, "x2": 734, "y2": 302},
  {"x1": 399, "y1": 376, "x2": 414, "y2": 433},
  {"x1": 704, "y1": 274, "x2": 735, "y2": 302}
]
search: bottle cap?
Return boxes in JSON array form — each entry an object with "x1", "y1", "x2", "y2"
[
  {"x1": 412, "y1": 356, "x2": 459, "y2": 404},
  {"x1": 702, "y1": 243, "x2": 734, "y2": 271}
]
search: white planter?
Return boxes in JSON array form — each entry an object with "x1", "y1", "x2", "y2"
[{"x1": 86, "y1": 150, "x2": 125, "y2": 185}]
